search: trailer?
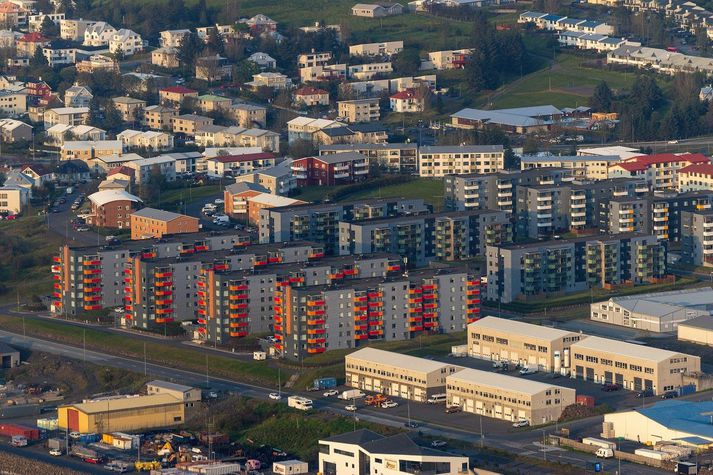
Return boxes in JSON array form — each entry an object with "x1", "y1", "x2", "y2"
[
  {"x1": 71, "y1": 445, "x2": 104, "y2": 464},
  {"x1": 634, "y1": 448, "x2": 673, "y2": 461},
  {"x1": 0, "y1": 424, "x2": 39, "y2": 441},
  {"x1": 314, "y1": 377, "x2": 337, "y2": 390},
  {"x1": 47, "y1": 438, "x2": 67, "y2": 451},
  {"x1": 287, "y1": 396, "x2": 313, "y2": 410},
  {"x1": 582, "y1": 437, "x2": 616, "y2": 450},
  {"x1": 340, "y1": 389, "x2": 365, "y2": 400},
  {"x1": 10, "y1": 435, "x2": 27, "y2": 447}
]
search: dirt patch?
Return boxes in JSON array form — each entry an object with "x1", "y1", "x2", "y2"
[{"x1": 0, "y1": 451, "x2": 85, "y2": 474}]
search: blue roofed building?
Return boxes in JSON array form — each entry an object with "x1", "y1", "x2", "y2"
[{"x1": 604, "y1": 400, "x2": 713, "y2": 448}]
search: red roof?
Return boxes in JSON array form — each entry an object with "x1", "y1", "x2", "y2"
[
  {"x1": 19, "y1": 32, "x2": 48, "y2": 43},
  {"x1": 108, "y1": 166, "x2": 135, "y2": 177},
  {"x1": 212, "y1": 152, "x2": 275, "y2": 164},
  {"x1": 294, "y1": 87, "x2": 328, "y2": 96},
  {"x1": 390, "y1": 89, "x2": 418, "y2": 100},
  {"x1": 679, "y1": 163, "x2": 713, "y2": 176},
  {"x1": 0, "y1": 2, "x2": 23, "y2": 13},
  {"x1": 160, "y1": 86, "x2": 198, "y2": 95},
  {"x1": 617, "y1": 153, "x2": 710, "y2": 172}
]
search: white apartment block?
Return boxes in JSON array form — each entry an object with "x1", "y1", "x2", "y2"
[{"x1": 419, "y1": 145, "x2": 505, "y2": 177}]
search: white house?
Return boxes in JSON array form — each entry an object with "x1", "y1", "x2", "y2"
[
  {"x1": 117, "y1": 129, "x2": 174, "y2": 151},
  {"x1": 63, "y1": 85, "x2": 93, "y2": 108},
  {"x1": 125, "y1": 155, "x2": 176, "y2": 185},
  {"x1": 159, "y1": 29, "x2": 190, "y2": 48},
  {"x1": 83, "y1": 21, "x2": 116, "y2": 47},
  {"x1": 247, "y1": 52, "x2": 277, "y2": 69},
  {"x1": 109, "y1": 29, "x2": 143, "y2": 56}
]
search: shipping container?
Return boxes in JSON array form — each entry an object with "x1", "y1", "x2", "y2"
[
  {"x1": 576, "y1": 395, "x2": 595, "y2": 408},
  {"x1": 0, "y1": 424, "x2": 40, "y2": 441},
  {"x1": 314, "y1": 377, "x2": 337, "y2": 389},
  {"x1": 340, "y1": 389, "x2": 365, "y2": 400},
  {"x1": 634, "y1": 448, "x2": 673, "y2": 461},
  {"x1": 192, "y1": 463, "x2": 243, "y2": 475},
  {"x1": 677, "y1": 461, "x2": 698, "y2": 474},
  {"x1": 582, "y1": 437, "x2": 616, "y2": 450},
  {"x1": 47, "y1": 438, "x2": 67, "y2": 451},
  {"x1": 79, "y1": 433, "x2": 99, "y2": 444},
  {"x1": 36, "y1": 418, "x2": 58, "y2": 431}
]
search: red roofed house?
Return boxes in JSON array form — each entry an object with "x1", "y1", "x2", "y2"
[
  {"x1": 0, "y1": 2, "x2": 27, "y2": 28},
  {"x1": 205, "y1": 152, "x2": 276, "y2": 177},
  {"x1": 609, "y1": 153, "x2": 710, "y2": 191},
  {"x1": 107, "y1": 165, "x2": 136, "y2": 182},
  {"x1": 159, "y1": 85, "x2": 199, "y2": 108},
  {"x1": 17, "y1": 32, "x2": 49, "y2": 58},
  {"x1": 293, "y1": 87, "x2": 329, "y2": 107},
  {"x1": 389, "y1": 88, "x2": 424, "y2": 113},
  {"x1": 290, "y1": 152, "x2": 369, "y2": 186},
  {"x1": 678, "y1": 163, "x2": 713, "y2": 192}
]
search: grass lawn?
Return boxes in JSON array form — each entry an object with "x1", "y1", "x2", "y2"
[
  {"x1": 153, "y1": 184, "x2": 222, "y2": 211},
  {"x1": 0, "y1": 315, "x2": 283, "y2": 386},
  {"x1": 341, "y1": 178, "x2": 444, "y2": 208},
  {"x1": 0, "y1": 216, "x2": 63, "y2": 305}
]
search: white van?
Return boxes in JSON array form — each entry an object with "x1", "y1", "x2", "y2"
[
  {"x1": 596, "y1": 448, "x2": 614, "y2": 458},
  {"x1": 427, "y1": 394, "x2": 447, "y2": 404}
]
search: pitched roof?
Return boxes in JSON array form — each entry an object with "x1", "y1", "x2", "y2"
[
  {"x1": 211, "y1": 152, "x2": 275, "y2": 164},
  {"x1": 160, "y1": 85, "x2": 197, "y2": 94},
  {"x1": 19, "y1": 32, "x2": 48, "y2": 43},
  {"x1": 320, "y1": 429, "x2": 384, "y2": 445},
  {"x1": 88, "y1": 189, "x2": 142, "y2": 206},
  {"x1": 390, "y1": 88, "x2": 418, "y2": 100},
  {"x1": 225, "y1": 182, "x2": 270, "y2": 194},
  {"x1": 107, "y1": 166, "x2": 135, "y2": 177},
  {"x1": 679, "y1": 163, "x2": 713, "y2": 176},
  {"x1": 618, "y1": 153, "x2": 710, "y2": 172},
  {"x1": 294, "y1": 86, "x2": 328, "y2": 96},
  {"x1": 131, "y1": 207, "x2": 191, "y2": 222}
]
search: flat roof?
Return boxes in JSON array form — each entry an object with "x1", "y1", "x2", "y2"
[
  {"x1": 678, "y1": 314, "x2": 713, "y2": 331},
  {"x1": 469, "y1": 316, "x2": 577, "y2": 342},
  {"x1": 571, "y1": 335, "x2": 683, "y2": 362},
  {"x1": 131, "y1": 207, "x2": 194, "y2": 222},
  {"x1": 447, "y1": 368, "x2": 569, "y2": 396},
  {"x1": 607, "y1": 288, "x2": 713, "y2": 318},
  {"x1": 147, "y1": 380, "x2": 195, "y2": 392},
  {"x1": 346, "y1": 347, "x2": 463, "y2": 374},
  {"x1": 65, "y1": 394, "x2": 180, "y2": 414}
]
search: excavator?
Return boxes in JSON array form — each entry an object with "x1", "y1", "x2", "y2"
[{"x1": 134, "y1": 460, "x2": 162, "y2": 471}]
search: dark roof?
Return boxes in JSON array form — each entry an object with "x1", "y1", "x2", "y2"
[
  {"x1": 56, "y1": 160, "x2": 90, "y2": 173},
  {"x1": 348, "y1": 122, "x2": 387, "y2": 133},
  {"x1": 361, "y1": 433, "x2": 451, "y2": 457},
  {"x1": 321, "y1": 429, "x2": 383, "y2": 445},
  {"x1": 320, "y1": 126, "x2": 354, "y2": 138},
  {"x1": 211, "y1": 152, "x2": 275, "y2": 164},
  {"x1": 225, "y1": 182, "x2": 270, "y2": 194},
  {"x1": 314, "y1": 152, "x2": 366, "y2": 164}
]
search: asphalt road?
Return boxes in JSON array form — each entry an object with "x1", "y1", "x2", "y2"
[
  {"x1": 45, "y1": 189, "x2": 104, "y2": 247},
  {"x1": 0, "y1": 442, "x2": 108, "y2": 474},
  {"x1": 0, "y1": 328, "x2": 670, "y2": 474}
]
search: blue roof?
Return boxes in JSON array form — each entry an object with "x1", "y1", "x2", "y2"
[
  {"x1": 579, "y1": 20, "x2": 603, "y2": 28},
  {"x1": 542, "y1": 14, "x2": 563, "y2": 21},
  {"x1": 639, "y1": 400, "x2": 713, "y2": 441},
  {"x1": 600, "y1": 37, "x2": 624, "y2": 44},
  {"x1": 675, "y1": 436, "x2": 712, "y2": 446},
  {"x1": 559, "y1": 18, "x2": 584, "y2": 26}
]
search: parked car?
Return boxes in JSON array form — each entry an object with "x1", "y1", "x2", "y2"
[
  {"x1": 519, "y1": 367, "x2": 537, "y2": 375},
  {"x1": 445, "y1": 405, "x2": 461, "y2": 414},
  {"x1": 404, "y1": 421, "x2": 420, "y2": 428},
  {"x1": 345, "y1": 404, "x2": 357, "y2": 412},
  {"x1": 76, "y1": 226, "x2": 90, "y2": 232},
  {"x1": 661, "y1": 391, "x2": 678, "y2": 399},
  {"x1": 601, "y1": 384, "x2": 620, "y2": 392},
  {"x1": 512, "y1": 420, "x2": 529, "y2": 428},
  {"x1": 636, "y1": 389, "x2": 654, "y2": 398},
  {"x1": 49, "y1": 448, "x2": 62, "y2": 456},
  {"x1": 381, "y1": 401, "x2": 398, "y2": 409},
  {"x1": 431, "y1": 440, "x2": 446, "y2": 448},
  {"x1": 323, "y1": 390, "x2": 339, "y2": 397},
  {"x1": 268, "y1": 392, "x2": 281, "y2": 400}
]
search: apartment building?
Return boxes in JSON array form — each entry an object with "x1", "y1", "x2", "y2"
[
  {"x1": 130, "y1": 208, "x2": 199, "y2": 240},
  {"x1": 64, "y1": 85, "x2": 93, "y2": 108},
  {"x1": 245, "y1": 72, "x2": 292, "y2": 90},
  {"x1": 297, "y1": 51, "x2": 332, "y2": 68},
  {"x1": 117, "y1": 130, "x2": 173, "y2": 151},
  {"x1": 43, "y1": 107, "x2": 90, "y2": 128},
  {"x1": 520, "y1": 154, "x2": 622, "y2": 180},
  {"x1": 299, "y1": 63, "x2": 347, "y2": 82},
  {"x1": 196, "y1": 94, "x2": 231, "y2": 113},
  {"x1": 171, "y1": 114, "x2": 213, "y2": 136},
  {"x1": 112, "y1": 96, "x2": 146, "y2": 122},
  {"x1": 109, "y1": 29, "x2": 143, "y2": 56},
  {"x1": 293, "y1": 87, "x2": 330, "y2": 107},
  {"x1": 0, "y1": 185, "x2": 28, "y2": 214},
  {"x1": 347, "y1": 62, "x2": 393, "y2": 80},
  {"x1": 682, "y1": 209, "x2": 713, "y2": 266},
  {"x1": 151, "y1": 47, "x2": 179, "y2": 69},
  {"x1": 159, "y1": 86, "x2": 199, "y2": 108},
  {"x1": 319, "y1": 143, "x2": 417, "y2": 174},
  {"x1": 337, "y1": 98, "x2": 381, "y2": 123},
  {"x1": 515, "y1": 184, "x2": 571, "y2": 239},
  {"x1": 444, "y1": 168, "x2": 573, "y2": 214},
  {"x1": 569, "y1": 336, "x2": 700, "y2": 394},
  {"x1": 76, "y1": 54, "x2": 119, "y2": 74},
  {"x1": 50, "y1": 232, "x2": 251, "y2": 316},
  {"x1": 291, "y1": 152, "x2": 369, "y2": 186},
  {"x1": 83, "y1": 21, "x2": 115, "y2": 46},
  {"x1": 198, "y1": 253, "x2": 399, "y2": 344},
  {"x1": 609, "y1": 153, "x2": 710, "y2": 191},
  {"x1": 652, "y1": 191, "x2": 711, "y2": 241},
  {"x1": 678, "y1": 163, "x2": 713, "y2": 192},
  {"x1": 60, "y1": 19, "x2": 97, "y2": 41},
  {"x1": 419, "y1": 145, "x2": 504, "y2": 177},
  {"x1": 86, "y1": 189, "x2": 142, "y2": 229},
  {"x1": 126, "y1": 156, "x2": 176, "y2": 185},
  {"x1": 599, "y1": 197, "x2": 650, "y2": 236},
  {"x1": 233, "y1": 160, "x2": 296, "y2": 196},
  {"x1": 486, "y1": 234, "x2": 667, "y2": 303},
  {"x1": 467, "y1": 316, "x2": 583, "y2": 371},
  {"x1": 0, "y1": 90, "x2": 26, "y2": 115},
  {"x1": 144, "y1": 105, "x2": 178, "y2": 131},
  {"x1": 159, "y1": 29, "x2": 190, "y2": 48},
  {"x1": 232, "y1": 103, "x2": 267, "y2": 128},
  {"x1": 338, "y1": 210, "x2": 511, "y2": 266},
  {"x1": 258, "y1": 198, "x2": 430, "y2": 254},
  {"x1": 390, "y1": 89, "x2": 425, "y2": 113},
  {"x1": 345, "y1": 347, "x2": 464, "y2": 401},
  {"x1": 195, "y1": 125, "x2": 279, "y2": 152},
  {"x1": 223, "y1": 183, "x2": 305, "y2": 223},
  {"x1": 447, "y1": 369, "x2": 576, "y2": 424},
  {"x1": 349, "y1": 40, "x2": 404, "y2": 56},
  {"x1": 204, "y1": 152, "x2": 276, "y2": 178},
  {"x1": 277, "y1": 268, "x2": 481, "y2": 360}
]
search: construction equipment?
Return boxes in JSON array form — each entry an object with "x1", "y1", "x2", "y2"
[
  {"x1": 365, "y1": 394, "x2": 387, "y2": 406},
  {"x1": 135, "y1": 460, "x2": 162, "y2": 471}
]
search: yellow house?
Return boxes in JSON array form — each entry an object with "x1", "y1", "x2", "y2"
[{"x1": 58, "y1": 394, "x2": 188, "y2": 433}]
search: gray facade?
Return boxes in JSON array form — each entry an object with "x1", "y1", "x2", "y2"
[
  {"x1": 682, "y1": 210, "x2": 713, "y2": 266},
  {"x1": 319, "y1": 143, "x2": 418, "y2": 174}
]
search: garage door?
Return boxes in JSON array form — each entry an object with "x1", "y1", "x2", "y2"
[
  {"x1": 615, "y1": 374, "x2": 623, "y2": 386},
  {"x1": 68, "y1": 409, "x2": 79, "y2": 432},
  {"x1": 504, "y1": 407, "x2": 513, "y2": 421},
  {"x1": 585, "y1": 368, "x2": 594, "y2": 381},
  {"x1": 465, "y1": 399, "x2": 473, "y2": 412},
  {"x1": 604, "y1": 371, "x2": 613, "y2": 384}
]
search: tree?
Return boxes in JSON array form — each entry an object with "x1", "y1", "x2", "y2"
[
  {"x1": 233, "y1": 60, "x2": 260, "y2": 83},
  {"x1": 40, "y1": 16, "x2": 59, "y2": 37},
  {"x1": 177, "y1": 31, "x2": 205, "y2": 73},
  {"x1": 288, "y1": 139, "x2": 316, "y2": 159},
  {"x1": 206, "y1": 28, "x2": 225, "y2": 56},
  {"x1": 393, "y1": 47, "x2": 421, "y2": 76},
  {"x1": 30, "y1": 46, "x2": 47, "y2": 67},
  {"x1": 590, "y1": 81, "x2": 613, "y2": 112}
]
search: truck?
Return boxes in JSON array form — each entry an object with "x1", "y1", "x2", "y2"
[
  {"x1": 47, "y1": 437, "x2": 67, "y2": 451},
  {"x1": 213, "y1": 215, "x2": 229, "y2": 225},
  {"x1": 339, "y1": 389, "x2": 365, "y2": 400},
  {"x1": 10, "y1": 435, "x2": 27, "y2": 447},
  {"x1": 582, "y1": 437, "x2": 616, "y2": 451},
  {"x1": 365, "y1": 394, "x2": 387, "y2": 406},
  {"x1": 287, "y1": 396, "x2": 313, "y2": 411},
  {"x1": 71, "y1": 445, "x2": 104, "y2": 464}
]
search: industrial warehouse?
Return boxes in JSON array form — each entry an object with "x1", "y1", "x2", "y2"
[{"x1": 58, "y1": 381, "x2": 201, "y2": 433}]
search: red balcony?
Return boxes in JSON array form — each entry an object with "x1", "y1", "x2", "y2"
[
  {"x1": 355, "y1": 324, "x2": 368, "y2": 330},
  {"x1": 355, "y1": 334, "x2": 369, "y2": 340},
  {"x1": 278, "y1": 280, "x2": 290, "y2": 287},
  {"x1": 466, "y1": 289, "x2": 480, "y2": 296},
  {"x1": 197, "y1": 309, "x2": 207, "y2": 315},
  {"x1": 51, "y1": 265, "x2": 61, "y2": 273},
  {"x1": 154, "y1": 271, "x2": 173, "y2": 278},
  {"x1": 307, "y1": 337, "x2": 326, "y2": 344},
  {"x1": 52, "y1": 292, "x2": 62, "y2": 299},
  {"x1": 423, "y1": 294, "x2": 437, "y2": 300},
  {"x1": 229, "y1": 303, "x2": 248, "y2": 310},
  {"x1": 85, "y1": 286, "x2": 102, "y2": 293},
  {"x1": 424, "y1": 321, "x2": 438, "y2": 328},
  {"x1": 274, "y1": 343, "x2": 283, "y2": 350},
  {"x1": 83, "y1": 295, "x2": 101, "y2": 302},
  {"x1": 123, "y1": 268, "x2": 133, "y2": 275},
  {"x1": 155, "y1": 299, "x2": 173, "y2": 306},
  {"x1": 273, "y1": 324, "x2": 282, "y2": 332},
  {"x1": 52, "y1": 256, "x2": 61, "y2": 263},
  {"x1": 368, "y1": 310, "x2": 383, "y2": 317},
  {"x1": 229, "y1": 312, "x2": 248, "y2": 319},
  {"x1": 289, "y1": 276, "x2": 304, "y2": 284},
  {"x1": 229, "y1": 293, "x2": 249, "y2": 300},
  {"x1": 274, "y1": 305, "x2": 282, "y2": 313},
  {"x1": 53, "y1": 283, "x2": 62, "y2": 290},
  {"x1": 367, "y1": 292, "x2": 382, "y2": 298},
  {"x1": 308, "y1": 252, "x2": 324, "y2": 259},
  {"x1": 408, "y1": 317, "x2": 423, "y2": 323},
  {"x1": 83, "y1": 304, "x2": 102, "y2": 311},
  {"x1": 423, "y1": 302, "x2": 437, "y2": 309},
  {"x1": 354, "y1": 305, "x2": 368, "y2": 312},
  {"x1": 254, "y1": 260, "x2": 268, "y2": 266},
  {"x1": 124, "y1": 304, "x2": 133, "y2": 311},
  {"x1": 83, "y1": 269, "x2": 101, "y2": 275},
  {"x1": 307, "y1": 347, "x2": 326, "y2": 354},
  {"x1": 342, "y1": 268, "x2": 357, "y2": 276},
  {"x1": 83, "y1": 259, "x2": 100, "y2": 266},
  {"x1": 368, "y1": 329, "x2": 384, "y2": 336},
  {"x1": 423, "y1": 311, "x2": 437, "y2": 318},
  {"x1": 156, "y1": 317, "x2": 174, "y2": 324},
  {"x1": 386, "y1": 265, "x2": 400, "y2": 272},
  {"x1": 229, "y1": 321, "x2": 249, "y2": 328},
  {"x1": 85, "y1": 277, "x2": 102, "y2": 284},
  {"x1": 307, "y1": 328, "x2": 326, "y2": 335},
  {"x1": 214, "y1": 264, "x2": 229, "y2": 272},
  {"x1": 155, "y1": 281, "x2": 172, "y2": 287},
  {"x1": 233, "y1": 240, "x2": 250, "y2": 248},
  {"x1": 307, "y1": 309, "x2": 325, "y2": 316},
  {"x1": 307, "y1": 318, "x2": 326, "y2": 326},
  {"x1": 410, "y1": 325, "x2": 424, "y2": 332},
  {"x1": 408, "y1": 298, "x2": 422, "y2": 304},
  {"x1": 230, "y1": 331, "x2": 249, "y2": 337},
  {"x1": 466, "y1": 307, "x2": 480, "y2": 314},
  {"x1": 408, "y1": 288, "x2": 422, "y2": 294},
  {"x1": 273, "y1": 296, "x2": 282, "y2": 304},
  {"x1": 155, "y1": 290, "x2": 172, "y2": 296},
  {"x1": 197, "y1": 281, "x2": 206, "y2": 288},
  {"x1": 467, "y1": 299, "x2": 481, "y2": 305},
  {"x1": 422, "y1": 284, "x2": 436, "y2": 291},
  {"x1": 329, "y1": 272, "x2": 345, "y2": 280},
  {"x1": 195, "y1": 245, "x2": 209, "y2": 252},
  {"x1": 307, "y1": 300, "x2": 325, "y2": 307},
  {"x1": 52, "y1": 274, "x2": 61, "y2": 280},
  {"x1": 179, "y1": 248, "x2": 195, "y2": 255},
  {"x1": 142, "y1": 251, "x2": 157, "y2": 259},
  {"x1": 409, "y1": 307, "x2": 423, "y2": 313},
  {"x1": 124, "y1": 286, "x2": 132, "y2": 293},
  {"x1": 467, "y1": 317, "x2": 480, "y2": 324},
  {"x1": 53, "y1": 301, "x2": 62, "y2": 308},
  {"x1": 123, "y1": 313, "x2": 132, "y2": 320},
  {"x1": 268, "y1": 256, "x2": 282, "y2": 263},
  {"x1": 368, "y1": 301, "x2": 383, "y2": 307},
  {"x1": 354, "y1": 315, "x2": 368, "y2": 322},
  {"x1": 230, "y1": 283, "x2": 249, "y2": 291},
  {"x1": 353, "y1": 295, "x2": 367, "y2": 303},
  {"x1": 156, "y1": 308, "x2": 174, "y2": 315}
]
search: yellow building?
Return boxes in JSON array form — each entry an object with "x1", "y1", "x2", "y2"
[{"x1": 58, "y1": 394, "x2": 188, "y2": 434}]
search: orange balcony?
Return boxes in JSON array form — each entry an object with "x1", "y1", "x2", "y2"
[
  {"x1": 254, "y1": 260, "x2": 268, "y2": 266},
  {"x1": 84, "y1": 304, "x2": 102, "y2": 311},
  {"x1": 155, "y1": 290, "x2": 172, "y2": 296},
  {"x1": 354, "y1": 315, "x2": 368, "y2": 322},
  {"x1": 467, "y1": 298, "x2": 480, "y2": 305},
  {"x1": 155, "y1": 281, "x2": 172, "y2": 287},
  {"x1": 329, "y1": 272, "x2": 345, "y2": 280},
  {"x1": 307, "y1": 328, "x2": 326, "y2": 335},
  {"x1": 195, "y1": 245, "x2": 209, "y2": 252},
  {"x1": 408, "y1": 298, "x2": 422, "y2": 304},
  {"x1": 52, "y1": 274, "x2": 61, "y2": 280},
  {"x1": 466, "y1": 289, "x2": 480, "y2": 296},
  {"x1": 229, "y1": 284, "x2": 249, "y2": 292},
  {"x1": 308, "y1": 337, "x2": 326, "y2": 344},
  {"x1": 467, "y1": 317, "x2": 480, "y2": 324},
  {"x1": 308, "y1": 251, "x2": 324, "y2": 259},
  {"x1": 467, "y1": 280, "x2": 479, "y2": 286},
  {"x1": 423, "y1": 294, "x2": 437, "y2": 300},
  {"x1": 156, "y1": 317, "x2": 174, "y2": 324},
  {"x1": 83, "y1": 295, "x2": 101, "y2": 302},
  {"x1": 355, "y1": 334, "x2": 369, "y2": 340},
  {"x1": 289, "y1": 276, "x2": 304, "y2": 283},
  {"x1": 124, "y1": 304, "x2": 133, "y2": 311},
  {"x1": 307, "y1": 318, "x2": 326, "y2": 326},
  {"x1": 386, "y1": 265, "x2": 400, "y2": 272},
  {"x1": 51, "y1": 265, "x2": 61, "y2": 273},
  {"x1": 355, "y1": 324, "x2": 368, "y2": 331},
  {"x1": 52, "y1": 256, "x2": 61, "y2": 263},
  {"x1": 83, "y1": 259, "x2": 100, "y2": 266},
  {"x1": 229, "y1": 293, "x2": 249, "y2": 300},
  {"x1": 423, "y1": 311, "x2": 437, "y2": 318},
  {"x1": 278, "y1": 280, "x2": 290, "y2": 287},
  {"x1": 367, "y1": 292, "x2": 382, "y2": 298},
  {"x1": 53, "y1": 301, "x2": 62, "y2": 307},
  {"x1": 53, "y1": 283, "x2": 62, "y2": 290},
  {"x1": 410, "y1": 325, "x2": 423, "y2": 332},
  {"x1": 197, "y1": 290, "x2": 207, "y2": 298},
  {"x1": 197, "y1": 309, "x2": 207, "y2": 315},
  {"x1": 230, "y1": 331, "x2": 249, "y2": 337},
  {"x1": 229, "y1": 321, "x2": 249, "y2": 328},
  {"x1": 466, "y1": 307, "x2": 480, "y2": 314},
  {"x1": 353, "y1": 296, "x2": 367, "y2": 303},
  {"x1": 52, "y1": 292, "x2": 62, "y2": 299},
  {"x1": 409, "y1": 307, "x2": 423, "y2": 313},
  {"x1": 229, "y1": 312, "x2": 248, "y2": 319},
  {"x1": 154, "y1": 271, "x2": 173, "y2": 278},
  {"x1": 214, "y1": 263, "x2": 229, "y2": 272},
  {"x1": 368, "y1": 301, "x2": 383, "y2": 307},
  {"x1": 273, "y1": 296, "x2": 282, "y2": 304},
  {"x1": 274, "y1": 315, "x2": 283, "y2": 324},
  {"x1": 423, "y1": 302, "x2": 437, "y2": 309},
  {"x1": 85, "y1": 277, "x2": 101, "y2": 284},
  {"x1": 179, "y1": 248, "x2": 195, "y2": 255},
  {"x1": 196, "y1": 281, "x2": 206, "y2": 288},
  {"x1": 155, "y1": 299, "x2": 173, "y2": 306},
  {"x1": 307, "y1": 347, "x2": 326, "y2": 354},
  {"x1": 196, "y1": 318, "x2": 207, "y2": 325},
  {"x1": 156, "y1": 308, "x2": 173, "y2": 315},
  {"x1": 307, "y1": 309, "x2": 325, "y2": 316},
  {"x1": 268, "y1": 256, "x2": 282, "y2": 263},
  {"x1": 141, "y1": 251, "x2": 157, "y2": 259},
  {"x1": 83, "y1": 268, "x2": 101, "y2": 275},
  {"x1": 307, "y1": 299, "x2": 325, "y2": 306},
  {"x1": 85, "y1": 286, "x2": 101, "y2": 293},
  {"x1": 273, "y1": 324, "x2": 282, "y2": 332},
  {"x1": 274, "y1": 305, "x2": 282, "y2": 313},
  {"x1": 354, "y1": 305, "x2": 368, "y2": 312},
  {"x1": 233, "y1": 240, "x2": 250, "y2": 248},
  {"x1": 408, "y1": 288, "x2": 422, "y2": 294},
  {"x1": 368, "y1": 310, "x2": 383, "y2": 317},
  {"x1": 230, "y1": 303, "x2": 248, "y2": 310},
  {"x1": 408, "y1": 317, "x2": 422, "y2": 323}
]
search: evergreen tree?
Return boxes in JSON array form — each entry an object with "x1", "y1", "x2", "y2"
[{"x1": 590, "y1": 81, "x2": 613, "y2": 112}]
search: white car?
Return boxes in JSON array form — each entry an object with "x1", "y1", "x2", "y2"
[
  {"x1": 519, "y1": 367, "x2": 537, "y2": 375},
  {"x1": 268, "y1": 392, "x2": 282, "y2": 400},
  {"x1": 512, "y1": 420, "x2": 529, "y2": 428},
  {"x1": 381, "y1": 401, "x2": 398, "y2": 409},
  {"x1": 323, "y1": 390, "x2": 339, "y2": 397},
  {"x1": 345, "y1": 404, "x2": 357, "y2": 412},
  {"x1": 431, "y1": 440, "x2": 446, "y2": 448},
  {"x1": 49, "y1": 448, "x2": 62, "y2": 456},
  {"x1": 214, "y1": 198, "x2": 225, "y2": 205},
  {"x1": 113, "y1": 307, "x2": 124, "y2": 313}
]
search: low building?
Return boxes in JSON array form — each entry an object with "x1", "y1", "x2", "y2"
[
  {"x1": 245, "y1": 72, "x2": 292, "y2": 90},
  {"x1": 0, "y1": 342, "x2": 19, "y2": 368},
  {"x1": 159, "y1": 85, "x2": 199, "y2": 108},
  {"x1": 64, "y1": 85, "x2": 93, "y2": 108},
  {"x1": 58, "y1": 393, "x2": 191, "y2": 433},
  {"x1": 159, "y1": 29, "x2": 190, "y2": 48},
  {"x1": 195, "y1": 54, "x2": 232, "y2": 82},
  {"x1": 224, "y1": 184, "x2": 306, "y2": 224},
  {"x1": 423, "y1": 49, "x2": 472, "y2": 70},
  {"x1": 112, "y1": 96, "x2": 147, "y2": 123},
  {"x1": 467, "y1": 316, "x2": 584, "y2": 372},
  {"x1": 0, "y1": 118, "x2": 31, "y2": 142},
  {"x1": 43, "y1": 107, "x2": 90, "y2": 128},
  {"x1": 0, "y1": 90, "x2": 27, "y2": 116},
  {"x1": 678, "y1": 315, "x2": 713, "y2": 346},
  {"x1": 196, "y1": 94, "x2": 231, "y2": 113},
  {"x1": 232, "y1": 103, "x2": 267, "y2": 128},
  {"x1": 450, "y1": 105, "x2": 563, "y2": 134},
  {"x1": 569, "y1": 336, "x2": 700, "y2": 394},
  {"x1": 151, "y1": 46, "x2": 179, "y2": 69},
  {"x1": 60, "y1": 19, "x2": 97, "y2": 42},
  {"x1": 16, "y1": 32, "x2": 48, "y2": 58},
  {"x1": 145, "y1": 380, "x2": 201, "y2": 402},
  {"x1": 130, "y1": 208, "x2": 199, "y2": 240},
  {"x1": 87, "y1": 189, "x2": 143, "y2": 229},
  {"x1": 319, "y1": 430, "x2": 468, "y2": 475},
  {"x1": 520, "y1": 154, "x2": 621, "y2": 181},
  {"x1": 126, "y1": 156, "x2": 176, "y2": 185},
  {"x1": 0, "y1": 185, "x2": 28, "y2": 214},
  {"x1": 337, "y1": 98, "x2": 380, "y2": 123},
  {"x1": 447, "y1": 368, "x2": 576, "y2": 424},
  {"x1": 293, "y1": 87, "x2": 329, "y2": 107},
  {"x1": 233, "y1": 160, "x2": 297, "y2": 196},
  {"x1": 347, "y1": 62, "x2": 393, "y2": 80},
  {"x1": 117, "y1": 129, "x2": 173, "y2": 151},
  {"x1": 349, "y1": 40, "x2": 404, "y2": 57},
  {"x1": 604, "y1": 400, "x2": 713, "y2": 448},
  {"x1": 345, "y1": 347, "x2": 464, "y2": 402},
  {"x1": 247, "y1": 52, "x2": 276, "y2": 69},
  {"x1": 390, "y1": 88, "x2": 425, "y2": 113},
  {"x1": 352, "y1": 3, "x2": 404, "y2": 17},
  {"x1": 591, "y1": 288, "x2": 713, "y2": 333},
  {"x1": 195, "y1": 125, "x2": 278, "y2": 152},
  {"x1": 109, "y1": 28, "x2": 143, "y2": 56}
]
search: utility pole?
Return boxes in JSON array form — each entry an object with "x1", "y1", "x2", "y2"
[
  {"x1": 205, "y1": 354, "x2": 209, "y2": 388},
  {"x1": 143, "y1": 342, "x2": 147, "y2": 376},
  {"x1": 83, "y1": 328, "x2": 86, "y2": 363}
]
